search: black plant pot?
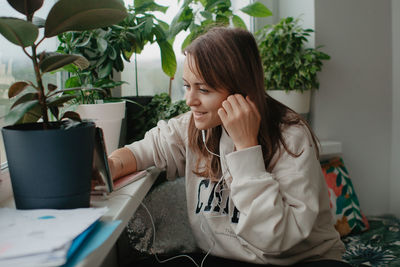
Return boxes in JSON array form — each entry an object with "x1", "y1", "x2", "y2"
[{"x1": 2, "y1": 121, "x2": 96, "y2": 209}]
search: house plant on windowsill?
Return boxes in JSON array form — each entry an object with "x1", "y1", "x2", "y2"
[
  {"x1": 256, "y1": 17, "x2": 330, "y2": 118},
  {"x1": 57, "y1": 0, "x2": 178, "y2": 151},
  {"x1": 0, "y1": 0, "x2": 127, "y2": 209}
]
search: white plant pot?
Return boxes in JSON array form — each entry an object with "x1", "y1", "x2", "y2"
[
  {"x1": 76, "y1": 101, "x2": 126, "y2": 153},
  {"x1": 267, "y1": 90, "x2": 311, "y2": 114}
]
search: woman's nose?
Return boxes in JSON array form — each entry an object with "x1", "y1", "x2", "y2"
[{"x1": 185, "y1": 89, "x2": 199, "y2": 106}]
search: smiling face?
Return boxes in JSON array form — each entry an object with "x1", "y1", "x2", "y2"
[{"x1": 183, "y1": 55, "x2": 230, "y2": 130}]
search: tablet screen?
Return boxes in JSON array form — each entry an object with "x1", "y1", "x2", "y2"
[{"x1": 92, "y1": 127, "x2": 113, "y2": 193}]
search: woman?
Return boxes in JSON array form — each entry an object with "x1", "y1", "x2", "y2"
[{"x1": 108, "y1": 27, "x2": 348, "y2": 267}]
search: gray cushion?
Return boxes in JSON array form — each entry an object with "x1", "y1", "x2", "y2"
[{"x1": 122, "y1": 176, "x2": 198, "y2": 256}]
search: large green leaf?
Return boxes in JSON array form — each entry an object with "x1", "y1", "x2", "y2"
[
  {"x1": 5, "y1": 99, "x2": 39, "y2": 125},
  {"x1": 240, "y1": 2, "x2": 272, "y2": 17},
  {"x1": 232, "y1": 15, "x2": 246, "y2": 29},
  {"x1": 39, "y1": 54, "x2": 89, "y2": 73},
  {"x1": 158, "y1": 40, "x2": 176, "y2": 78},
  {"x1": 0, "y1": 17, "x2": 38, "y2": 47},
  {"x1": 168, "y1": 5, "x2": 193, "y2": 39},
  {"x1": 7, "y1": 0, "x2": 44, "y2": 16},
  {"x1": 44, "y1": 0, "x2": 128, "y2": 37}
]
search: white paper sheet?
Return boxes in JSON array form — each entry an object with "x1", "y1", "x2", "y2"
[{"x1": 0, "y1": 207, "x2": 107, "y2": 266}]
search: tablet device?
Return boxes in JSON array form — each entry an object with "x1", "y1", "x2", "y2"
[
  {"x1": 92, "y1": 127, "x2": 147, "y2": 194},
  {"x1": 93, "y1": 127, "x2": 114, "y2": 193}
]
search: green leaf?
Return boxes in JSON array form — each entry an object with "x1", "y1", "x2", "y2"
[
  {"x1": 98, "y1": 61, "x2": 113, "y2": 79},
  {"x1": 181, "y1": 32, "x2": 195, "y2": 51},
  {"x1": 72, "y1": 56, "x2": 90, "y2": 70},
  {"x1": 96, "y1": 37, "x2": 108, "y2": 53},
  {"x1": 144, "y1": 16, "x2": 154, "y2": 37},
  {"x1": 65, "y1": 76, "x2": 82, "y2": 88},
  {"x1": 44, "y1": 0, "x2": 127, "y2": 37},
  {"x1": 5, "y1": 99, "x2": 39, "y2": 125},
  {"x1": 8, "y1": 81, "x2": 30, "y2": 98},
  {"x1": 39, "y1": 54, "x2": 89, "y2": 73},
  {"x1": 10, "y1": 92, "x2": 39, "y2": 109},
  {"x1": 240, "y1": 2, "x2": 272, "y2": 18},
  {"x1": 232, "y1": 15, "x2": 246, "y2": 29},
  {"x1": 158, "y1": 40, "x2": 176, "y2": 78},
  {"x1": 0, "y1": 17, "x2": 38, "y2": 47},
  {"x1": 169, "y1": 5, "x2": 193, "y2": 39},
  {"x1": 47, "y1": 95, "x2": 76, "y2": 107},
  {"x1": 18, "y1": 103, "x2": 42, "y2": 124},
  {"x1": 134, "y1": 0, "x2": 168, "y2": 13},
  {"x1": 7, "y1": 0, "x2": 44, "y2": 16}
]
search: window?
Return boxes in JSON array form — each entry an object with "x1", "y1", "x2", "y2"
[
  {"x1": 0, "y1": 1, "x2": 58, "y2": 164},
  {"x1": 0, "y1": 0, "x2": 252, "y2": 165}
]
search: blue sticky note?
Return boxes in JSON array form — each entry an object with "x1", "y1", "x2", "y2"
[{"x1": 62, "y1": 220, "x2": 121, "y2": 267}]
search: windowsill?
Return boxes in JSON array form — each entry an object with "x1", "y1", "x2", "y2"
[
  {"x1": 0, "y1": 168, "x2": 12, "y2": 206},
  {"x1": 319, "y1": 140, "x2": 342, "y2": 161}
]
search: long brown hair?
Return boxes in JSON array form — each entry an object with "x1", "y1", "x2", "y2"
[{"x1": 184, "y1": 27, "x2": 319, "y2": 181}]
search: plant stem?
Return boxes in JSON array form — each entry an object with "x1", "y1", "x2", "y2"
[
  {"x1": 169, "y1": 77, "x2": 172, "y2": 97},
  {"x1": 31, "y1": 44, "x2": 49, "y2": 124},
  {"x1": 135, "y1": 52, "x2": 138, "y2": 97}
]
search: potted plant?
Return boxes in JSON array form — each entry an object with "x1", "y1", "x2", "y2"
[
  {"x1": 0, "y1": 0, "x2": 128, "y2": 209},
  {"x1": 57, "y1": 27, "x2": 133, "y2": 153},
  {"x1": 169, "y1": 0, "x2": 273, "y2": 50},
  {"x1": 124, "y1": 0, "x2": 273, "y2": 145},
  {"x1": 256, "y1": 16, "x2": 330, "y2": 116},
  {"x1": 127, "y1": 92, "x2": 190, "y2": 143},
  {"x1": 57, "y1": 0, "x2": 178, "y2": 151}
]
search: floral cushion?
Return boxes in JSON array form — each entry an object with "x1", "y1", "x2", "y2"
[
  {"x1": 342, "y1": 214, "x2": 400, "y2": 267},
  {"x1": 320, "y1": 157, "x2": 369, "y2": 237}
]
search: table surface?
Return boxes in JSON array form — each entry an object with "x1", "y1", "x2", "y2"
[{"x1": 0, "y1": 167, "x2": 160, "y2": 267}]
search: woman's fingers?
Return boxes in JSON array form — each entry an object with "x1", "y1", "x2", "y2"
[
  {"x1": 246, "y1": 95, "x2": 261, "y2": 120},
  {"x1": 218, "y1": 94, "x2": 261, "y2": 150}
]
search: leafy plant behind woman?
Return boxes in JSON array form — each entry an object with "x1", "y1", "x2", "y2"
[
  {"x1": 256, "y1": 17, "x2": 330, "y2": 92},
  {"x1": 57, "y1": 0, "x2": 177, "y2": 103}
]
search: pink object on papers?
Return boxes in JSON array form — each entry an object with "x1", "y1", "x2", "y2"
[{"x1": 113, "y1": 170, "x2": 147, "y2": 191}]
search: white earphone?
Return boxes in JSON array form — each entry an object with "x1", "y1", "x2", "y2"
[{"x1": 201, "y1": 130, "x2": 220, "y2": 157}]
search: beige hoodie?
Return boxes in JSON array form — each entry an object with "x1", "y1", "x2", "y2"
[{"x1": 126, "y1": 111, "x2": 345, "y2": 265}]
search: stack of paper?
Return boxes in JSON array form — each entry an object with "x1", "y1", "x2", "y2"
[{"x1": 0, "y1": 207, "x2": 108, "y2": 267}]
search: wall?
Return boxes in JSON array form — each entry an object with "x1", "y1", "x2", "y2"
[
  {"x1": 258, "y1": 0, "x2": 394, "y2": 216},
  {"x1": 390, "y1": 0, "x2": 400, "y2": 217},
  {"x1": 312, "y1": 0, "x2": 393, "y2": 216}
]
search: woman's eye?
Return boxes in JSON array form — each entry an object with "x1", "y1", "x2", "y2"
[
  {"x1": 199, "y1": 88, "x2": 209, "y2": 93},
  {"x1": 183, "y1": 84, "x2": 190, "y2": 90}
]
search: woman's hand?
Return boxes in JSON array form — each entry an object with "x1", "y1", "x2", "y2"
[
  {"x1": 107, "y1": 157, "x2": 118, "y2": 181},
  {"x1": 108, "y1": 147, "x2": 138, "y2": 180},
  {"x1": 218, "y1": 94, "x2": 261, "y2": 150}
]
